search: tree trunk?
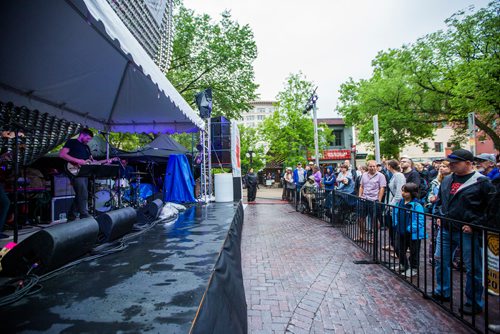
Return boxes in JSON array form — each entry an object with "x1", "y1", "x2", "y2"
[{"x1": 475, "y1": 117, "x2": 500, "y2": 152}]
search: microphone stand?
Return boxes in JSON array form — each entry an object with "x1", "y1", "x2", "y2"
[
  {"x1": 99, "y1": 131, "x2": 122, "y2": 209},
  {"x1": 12, "y1": 126, "x2": 22, "y2": 243}
]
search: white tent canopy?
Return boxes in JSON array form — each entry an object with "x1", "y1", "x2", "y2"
[{"x1": 0, "y1": 0, "x2": 204, "y2": 134}]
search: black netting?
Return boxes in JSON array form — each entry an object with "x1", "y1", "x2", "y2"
[{"x1": 1, "y1": 101, "x2": 83, "y2": 167}]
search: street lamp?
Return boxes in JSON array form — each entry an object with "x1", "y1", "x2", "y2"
[
  {"x1": 246, "y1": 150, "x2": 255, "y2": 167},
  {"x1": 303, "y1": 87, "x2": 319, "y2": 167}
]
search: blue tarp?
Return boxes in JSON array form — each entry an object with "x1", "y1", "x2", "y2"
[{"x1": 163, "y1": 154, "x2": 196, "y2": 203}]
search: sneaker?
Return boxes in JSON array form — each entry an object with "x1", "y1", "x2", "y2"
[
  {"x1": 389, "y1": 263, "x2": 405, "y2": 271},
  {"x1": 403, "y1": 268, "x2": 417, "y2": 277},
  {"x1": 0, "y1": 233, "x2": 13, "y2": 240},
  {"x1": 432, "y1": 292, "x2": 451, "y2": 302},
  {"x1": 460, "y1": 303, "x2": 482, "y2": 315},
  {"x1": 382, "y1": 245, "x2": 393, "y2": 251},
  {"x1": 488, "y1": 324, "x2": 500, "y2": 333}
]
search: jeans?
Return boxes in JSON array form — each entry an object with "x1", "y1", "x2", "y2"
[
  {"x1": 434, "y1": 228, "x2": 483, "y2": 307},
  {"x1": 0, "y1": 184, "x2": 10, "y2": 232},
  {"x1": 70, "y1": 177, "x2": 89, "y2": 218}
]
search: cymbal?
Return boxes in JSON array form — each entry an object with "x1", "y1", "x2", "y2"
[{"x1": 130, "y1": 171, "x2": 148, "y2": 175}]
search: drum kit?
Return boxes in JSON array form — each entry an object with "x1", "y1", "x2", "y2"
[{"x1": 93, "y1": 171, "x2": 148, "y2": 213}]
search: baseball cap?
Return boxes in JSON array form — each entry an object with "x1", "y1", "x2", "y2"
[
  {"x1": 446, "y1": 149, "x2": 474, "y2": 162},
  {"x1": 474, "y1": 153, "x2": 496, "y2": 163},
  {"x1": 308, "y1": 161, "x2": 314, "y2": 165}
]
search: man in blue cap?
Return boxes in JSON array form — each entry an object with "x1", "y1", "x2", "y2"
[{"x1": 432, "y1": 149, "x2": 495, "y2": 315}]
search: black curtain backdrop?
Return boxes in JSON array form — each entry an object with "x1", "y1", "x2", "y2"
[{"x1": 190, "y1": 201, "x2": 247, "y2": 334}]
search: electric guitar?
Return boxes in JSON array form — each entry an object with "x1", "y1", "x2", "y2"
[{"x1": 65, "y1": 157, "x2": 119, "y2": 176}]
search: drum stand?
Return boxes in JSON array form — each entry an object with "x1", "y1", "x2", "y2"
[{"x1": 129, "y1": 171, "x2": 147, "y2": 208}]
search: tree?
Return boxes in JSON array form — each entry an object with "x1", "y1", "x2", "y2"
[
  {"x1": 338, "y1": 2, "x2": 500, "y2": 155},
  {"x1": 238, "y1": 125, "x2": 265, "y2": 173},
  {"x1": 108, "y1": 132, "x2": 153, "y2": 151},
  {"x1": 167, "y1": 2, "x2": 259, "y2": 120},
  {"x1": 260, "y1": 72, "x2": 333, "y2": 166}
]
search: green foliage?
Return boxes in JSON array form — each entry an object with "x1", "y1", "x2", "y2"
[
  {"x1": 171, "y1": 133, "x2": 198, "y2": 152},
  {"x1": 212, "y1": 167, "x2": 232, "y2": 174},
  {"x1": 260, "y1": 72, "x2": 334, "y2": 166},
  {"x1": 238, "y1": 124, "x2": 265, "y2": 173},
  {"x1": 108, "y1": 132, "x2": 152, "y2": 151},
  {"x1": 338, "y1": 1, "x2": 500, "y2": 154},
  {"x1": 167, "y1": 2, "x2": 259, "y2": 120}
]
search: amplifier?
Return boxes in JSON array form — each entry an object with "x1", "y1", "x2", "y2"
[
  {"x1": 52, "y1": 196, "x2": 74, "y2": 221},
  {"x1": 52, "y1": 174, "x2": 75, "y2": 197}
]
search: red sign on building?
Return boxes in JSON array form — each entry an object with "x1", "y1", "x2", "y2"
[
  {"x1": 308, "y1": 149, "x2": 351, "y2": 161},
  {"x1": 322, "y1": 149, "x2": 351, "y2": 160}
]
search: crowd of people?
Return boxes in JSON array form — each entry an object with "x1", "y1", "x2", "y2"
[{"x1": 270, "y1": 149, "x2": 499, "y2": 319}]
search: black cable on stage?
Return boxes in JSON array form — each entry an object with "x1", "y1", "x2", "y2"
[{"x1": 0, "y1": 213, "x2": 179, "y2": 308}]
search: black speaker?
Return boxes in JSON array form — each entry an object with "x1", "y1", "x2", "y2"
[
  {"x1": 195, "y1": 88, "x2": 212, "y2": 119},
  {"x1": 96, "y1": 207, "x2": 137, "y2": 242},
  {"x1": 210, "y1": 116, "x2": 230, "y2": 137},
  {"x1": 146, "y1": 199, "x2": 164, "y2": 220},
  {"x1": 211, "y1": 150, "x2": 231, "y2": 164},
  {"x1": 212, "y1": 137, "x2": 231, "y2": 150},
  {"x1": 1, "y1": 218, "x2": 99, "y2": 276},
  {"x1": 137, "y1": 199, "x2": 164, "y2": 224}
]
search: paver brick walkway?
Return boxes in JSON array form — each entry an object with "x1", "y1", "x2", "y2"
[{"x1": 241, "y1": 200, "x2": 471, "y2": 334}]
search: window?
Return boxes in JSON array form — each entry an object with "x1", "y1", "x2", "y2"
[
  {"x1": 434, "y1": 142, "x2": 444, "y2": 152},
  {"x1": 332, "y1": 130, "x2": 343, "y2": 147},
  {"x1": 257, "y1": 108, "x2": 265, "y2": 113},
  {"x1": 257, "y1": 115, "x2": 265, "y2": 120},
  {"x1": 246, "y1": 116, "x2": 254, "y2": 121}
]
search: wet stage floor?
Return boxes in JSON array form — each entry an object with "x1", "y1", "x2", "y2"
[{"x1": 0, "y1": 202, "x2": 239, "y2": 334}]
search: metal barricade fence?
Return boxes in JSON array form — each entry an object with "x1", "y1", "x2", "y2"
[{"x1": 293, "y1": 189, "x2": 500, "y2": 334}]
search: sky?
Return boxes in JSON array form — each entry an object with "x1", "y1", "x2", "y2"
[{"x1": 182, "y1": 0, "x2": 491, "y2": 118}]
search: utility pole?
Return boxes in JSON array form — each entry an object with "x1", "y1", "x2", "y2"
[
  {"x1": 312, "y1": 99, "x2": 319, "y2": 167},
  {"x1": 467, "y1": 112, "x2": 476, "y2": 155},
  {"x1": 304, "y1": 87, "x2": 319, "y2": 166},
  {"x1": 373, "y1": 115, "x2": 381, "y2": 163}
]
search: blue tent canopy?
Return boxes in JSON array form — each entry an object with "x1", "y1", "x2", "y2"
[{"x1": 163, "y1": 154, "x2": 196, "y2": 203}]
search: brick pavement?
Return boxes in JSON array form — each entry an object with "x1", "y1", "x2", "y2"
[{"x1": 241, "y1": 202, "x2": 472, "y2": 334}]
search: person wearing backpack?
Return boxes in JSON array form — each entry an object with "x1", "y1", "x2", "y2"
[
  {"x1": 414, "y1": 162, "x2": 430, "y2": 202},
  {"x1": 384, "y1": 160, "x2": 406, "y2": 253},
  {"x1": 393, "y1": 182, "x2": 427, "y2": 277}
]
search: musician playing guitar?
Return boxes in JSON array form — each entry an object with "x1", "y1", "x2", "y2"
[{"x1": 59, "y1": 128, "x2": 115, "y2": 221}]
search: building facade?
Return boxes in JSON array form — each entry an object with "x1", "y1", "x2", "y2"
[
  {"x1": 106, "y1": 0, "x2": 174, "y2": 73},
  {"x1": 236, "y1": 101, "x2": 276, "y2": 128},
  {"x1": 354, "y1": 125, "x2": 476, "y2": 162},
  {"x1": 316, "y1": 118, "x2": 355, "y2": 168}
]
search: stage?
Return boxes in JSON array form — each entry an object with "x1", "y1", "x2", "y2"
[{"x1": 0, "y1": 202, "x2": 245, "y2": 333}]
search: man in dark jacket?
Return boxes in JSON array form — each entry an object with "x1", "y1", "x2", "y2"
[
  {"x1": 246, "y1": 168, "x2": 258, "y2": 202},
  {"x1": 432, "y1": 149, "x2": 495, "y2": 315}
]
